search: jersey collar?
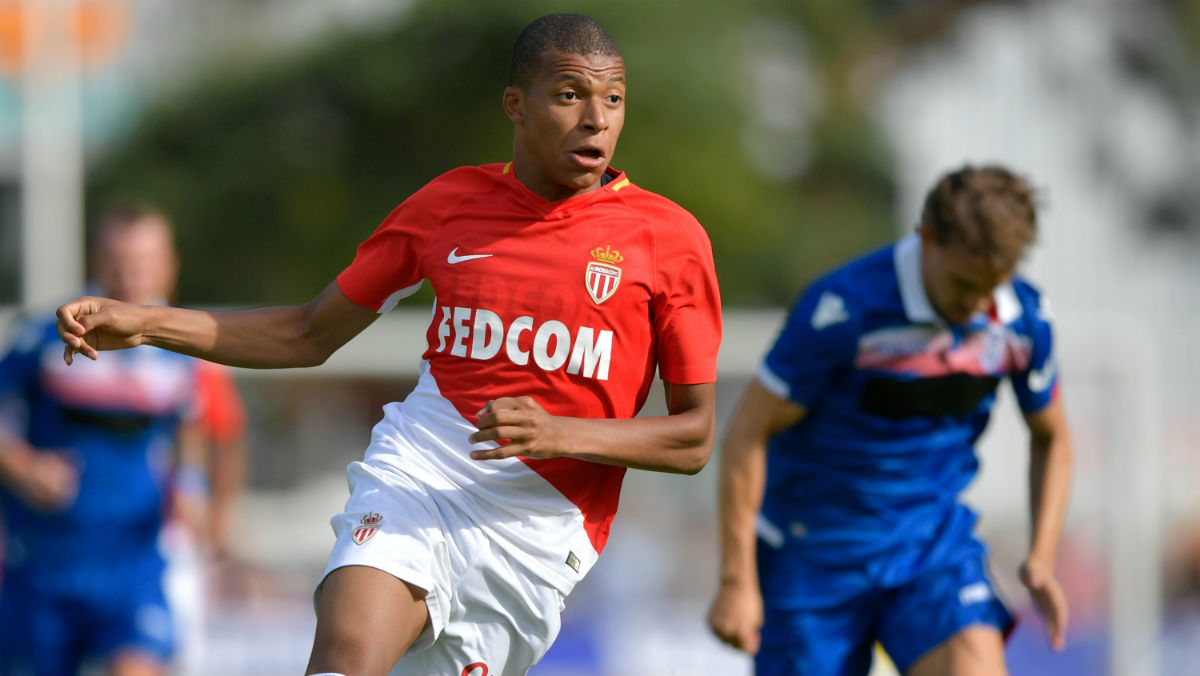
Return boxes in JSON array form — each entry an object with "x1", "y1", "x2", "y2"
[
  {"x1": 895, "y1": 233, "x2": 938, "y2": 324},
  {"x1": 894, "y1": 233, "x2": 1023, "y2": 326},
  {"x1": 501, "y1": 163, "x2": 628, "y2": 216}
]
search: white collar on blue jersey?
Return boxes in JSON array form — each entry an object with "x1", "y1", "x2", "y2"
[{"x1": 894, "y1": 233, "x2": 1023, "y2": 326}]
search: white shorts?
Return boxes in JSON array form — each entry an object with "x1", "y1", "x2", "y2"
[{"x1": 319, "y1": 460, "x2": 566, "y2": 676}]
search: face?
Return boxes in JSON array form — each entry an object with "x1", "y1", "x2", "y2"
[
  {"x1": 919, "y1": 227, "x2": 1014, "y2": 326},
  {"x1": 504, "y1": 49, "x2": 626, "y2": 201},
  {"x1": 95, "y1": 216, "x2": 179, "y2": 305}
]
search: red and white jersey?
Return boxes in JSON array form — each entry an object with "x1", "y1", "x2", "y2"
[{"x1": 336, "y1": 162, "x2": 721, "y2": 587}]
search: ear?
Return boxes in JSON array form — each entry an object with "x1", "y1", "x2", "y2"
[
  {"x1": 917, "y1": 223, "x2": 932, "y2": 243},
  {"x1": 503, "y1": 86, "x2": 524, "y2": 125}
]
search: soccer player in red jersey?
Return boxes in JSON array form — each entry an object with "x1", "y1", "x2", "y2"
[{"x1": 56, "y1": 13, "x2": 721, "y2": 675}]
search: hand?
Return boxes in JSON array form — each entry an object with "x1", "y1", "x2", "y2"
[
  {"x1": 467, "y1": 396, "x2": 564, "y2": 460},
  {"x1": 707, "y1": 580, "x2": 763, "y2": 654},
  {"x1": 1020, "y1": 557, "x2": 1068, "y2": 650},
  {"x1": 6, "y1": 449, "x2": 79, "y2": 513},
  {"x1": 169, "y1": 490, "x2": 211, "y2": 543},
  {"x1": 56, "y1": 296, "x2": 147, "y2": 364}
]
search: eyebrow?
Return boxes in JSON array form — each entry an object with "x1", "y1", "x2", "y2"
[{"x1": 554, "y1": 73, "x2": 626, "y2": 86}]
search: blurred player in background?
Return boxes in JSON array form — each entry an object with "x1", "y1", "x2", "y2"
[
  {"x1": 0, "y1": 207, "x2": 246, "y2": 676},
  {"x1": 55, "y1": 12, "x2": 721, "y2": 676},
  {"x1": 708, "y1": 165, "x2": 1073, "y2": 675}
]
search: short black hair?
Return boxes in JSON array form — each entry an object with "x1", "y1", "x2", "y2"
[{"x1": 508, "y1": 13, "x2": 622, "y2": 88}]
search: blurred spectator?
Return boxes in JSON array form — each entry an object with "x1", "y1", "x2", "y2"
[{"x1": 0, "y1": 207, "x2": 246, "y2": 676}]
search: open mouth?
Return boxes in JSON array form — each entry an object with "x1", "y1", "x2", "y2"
[{"x1": 571, "y1": 148, "x2": 609, "y2": 170}]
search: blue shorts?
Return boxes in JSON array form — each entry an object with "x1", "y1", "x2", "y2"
[
  {"x1": 756, "y1": 551, "x2": 1014, "y2": 676},
  {"x1": 0, "y1": 548, "x2": 174, "y2": 675}
]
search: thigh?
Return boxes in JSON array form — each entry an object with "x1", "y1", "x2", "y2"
[
  {"x1": 905, "y1": 625, "x2": 1006, "y2": 676},
  {"x1": 756, "y1": 602, "x2": 877, "y2": 676},
  {"x1": 308, "y1": 565, "x2": 430, "y2": 676},
  {"x1": 877, "y1": 554, "x2": 1013, "y2": 674}
]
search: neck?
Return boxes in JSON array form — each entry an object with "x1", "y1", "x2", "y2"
[{"x1": 510, "y1": 145, "x2": 603, "y2": 202}]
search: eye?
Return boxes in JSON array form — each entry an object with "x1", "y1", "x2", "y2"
[
  {"x1": 606, "y1": 94, "x2": 622, "y2": 104},
  {"x1": 558, "y1": 91, "x2": 579, "y2": 101}
]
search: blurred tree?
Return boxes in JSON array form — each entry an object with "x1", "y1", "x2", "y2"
[{"x1": 87, "y1": 0, "x2": 904, "y2": 307}]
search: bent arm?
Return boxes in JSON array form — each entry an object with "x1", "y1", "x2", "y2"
[
  {"x1": 707, "y1": 378, "x2": 806, "y2": 654},
  {"x1": 469, "y1": 382, "x2": 716, "y2": 475},
  {"x1": 564, "y1": 381, "x2": 717, "y2": 474},
  {"x1": 1020, "y1": 395, "x2": 1074, "y2": 649},
  {"x1": 58, "y1": 281, "x2": 378, "y2": 369},
  {"x1": 716, "y1": 379, "x2": 806, "y2": 589},
  {"x1": 1025, "y1": 396, "x2": 1073, "y2": 570}
]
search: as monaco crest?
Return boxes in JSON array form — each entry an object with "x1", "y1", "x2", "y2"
[
  {"x1": 586, "y1": 245, "x2": 623, "y2": 305},
  {"x1": 352, "y1": 512, "x2": 383, "y2": 545}
]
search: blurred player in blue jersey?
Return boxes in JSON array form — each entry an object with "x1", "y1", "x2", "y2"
[
  {"x1": 0, "y1": 208, "x2": 212, "y2": 676},
  {"x1": 708, "y1": 165, "x2": 1073, "y2": 675}
]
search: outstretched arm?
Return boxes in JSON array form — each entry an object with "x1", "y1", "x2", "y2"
[
  {"x1": 707, "y1": 379, "x2": 806, "y2": 655},
  {"x1": 56, "y1": 281, "x2": 378, "y2": 369},
  {"x1": 468, "y1": 381, "x2": 716, "y2": 475},
  {"x1": 1020, "y1": 396, "x2": 1074, "y2": 650}
]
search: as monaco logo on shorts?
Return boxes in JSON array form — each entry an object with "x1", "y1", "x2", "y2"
[
  {"x1": 352, "y1": 512, "x2": 383, "y2": 545},
  {"x1": 586, "y1": 245, "x2": 623, "y2": 305}
]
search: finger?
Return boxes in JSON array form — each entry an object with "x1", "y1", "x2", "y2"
[
  {"x1": 480, "y1": 397, "x2": 518, "y2": 414},
  {"x1": 474, "y1": 410, "x2": 517, "y2": 431},
  {"x1": 56, "y1": 322, "x2": 84, "y2": 349},
  {"x1": 469, "y1": 426, "x2": 525, "y2": 445},
  {"x1": 76, "y1": 339, "x2": 98, "y2": 361},
  {"x1": 76, "y1": 311, "x2": 103, "y2": 335},
  {"x1": 63, "y1": 342, "x2": 96, "y2": 363},
  {"x1": 720, "y1": 627, "x2": 756, "y2": 655},
  {"x1": 55, "y1": 303, "x2": 87, "y2": 336},
  {"x1": 742, "y1": 629, "x2": 760, "y2": 655},
  {"x1": 1044, "y1": 604, "x2": 1064, "y2": 650},
  {"x1": 1047, "y1": 586, "x2": 1068, "y2": 650},
  {"x1": 708, "y1": 615, "x2": 755, "y2": 654},
  {"x1": 1031, "y1": 583, "x2": 1066, "y2": 650},
  {"x1": 469, "y1": 445, "x2": 522, "y2": 461}
]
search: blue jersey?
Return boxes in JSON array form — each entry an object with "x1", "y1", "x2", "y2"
[
  {"x1": 757, "y1": 234, "x2": 1058, "y2": 608},
  {"x1": 0, "y1": 313, "x2": 197, "y2": 568}
]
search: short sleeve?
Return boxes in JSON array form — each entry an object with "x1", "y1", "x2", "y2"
[
  {"x1": 1010, "y1": 289, "x2": 1059, "y2": 413},
  {"x1": 760, "y1": 281, "x2": 860, "y2": 407},
  {"x1": 651, "y1": 214, "x2": 722, "y2": 385},
  {"x1": 336, "y1": 184, "x2": 443, "y2": 313}
]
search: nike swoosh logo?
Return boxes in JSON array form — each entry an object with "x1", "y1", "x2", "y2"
[
  {"x1": 447, "y1": 247, "x2": 494, "y2": 264},
  {"x1": 1027, "y1": 358, "x2": 1056, "y2": 393}
]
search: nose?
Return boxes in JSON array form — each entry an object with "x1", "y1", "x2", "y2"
[{"x1": 581, "y1": 96, "x2": 608, "y2": 133}]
